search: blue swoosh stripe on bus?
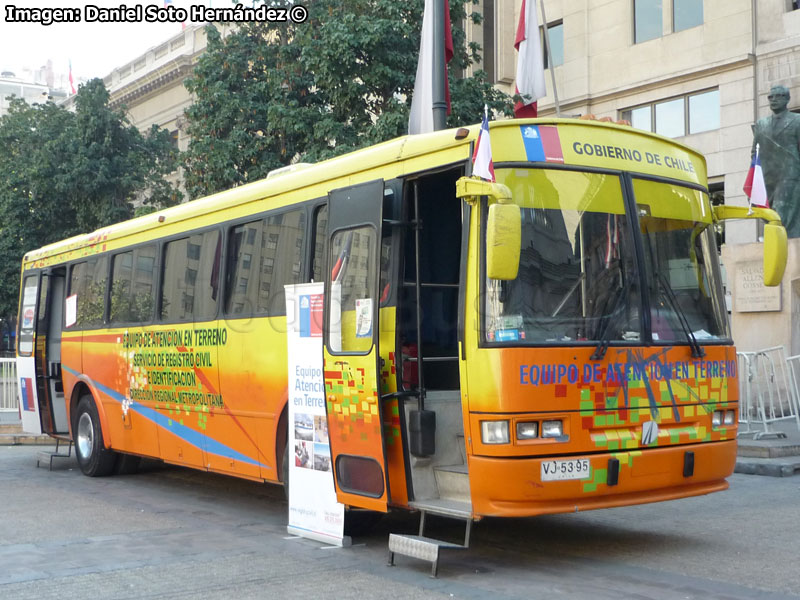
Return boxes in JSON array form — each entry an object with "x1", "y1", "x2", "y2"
[{"x1": 63, "y1": 366, "x2": 269, "y2": 470}]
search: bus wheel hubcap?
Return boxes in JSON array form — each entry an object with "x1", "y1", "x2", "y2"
[{"x1": 77, "y1": 413, "x2": 94, "y2": 459}]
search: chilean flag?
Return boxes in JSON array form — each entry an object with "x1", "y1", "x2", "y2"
[
  {"x1": 743, "y1": 144, "x2": 769, "y2": 208},
  {"x1": 408, "y1": 0, "x2": 454, "y2": 134},
  {"x1": 472, "y1": 106, "x2": 495, "y2": 182},
  {"x1": 514, "y1": 0, "x2": 546, "y2": 118}
]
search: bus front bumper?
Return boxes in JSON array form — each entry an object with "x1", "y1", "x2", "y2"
[{"x1": 468, "y1": 439, "x2": 736, "y2": 518}]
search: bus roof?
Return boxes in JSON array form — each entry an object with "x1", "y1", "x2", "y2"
[{"x1": 23, "y1": 118, "x2": 706, "y2": 266}]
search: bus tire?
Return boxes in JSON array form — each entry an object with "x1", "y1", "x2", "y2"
[
  {"x1": 74, "y1": 394, "x2": 117, "y2": 477},
  {"x1": 282, "y1": 439, "x2": 289, "y2": 501}
]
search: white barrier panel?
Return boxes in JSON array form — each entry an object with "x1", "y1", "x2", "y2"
[
  {"x1": 736, "y1": 352, "x2": 756, "y2": 436},
  {"x1": 739, "y1": 346, "x2": 800, "y2": 439},
  {"x1": 0, "y1": 358, "x2": 19, "y2": 413}
]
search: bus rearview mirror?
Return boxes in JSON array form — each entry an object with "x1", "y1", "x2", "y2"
[
  {"x1": 487, "y1": 203, "x2": 521, "y2": 281},
  {"x1": 712, "y1": 205, "x2": 788, "y2": 286},
  {"x1": 763, "y1": 222, "x2": 787, "y2": 287}
]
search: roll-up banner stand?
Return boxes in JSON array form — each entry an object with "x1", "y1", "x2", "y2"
[{"x1": 284, "y1": 282, "x2": 349, "y2": 546}]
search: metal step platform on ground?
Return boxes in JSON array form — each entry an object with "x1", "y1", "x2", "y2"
[
  {"x1": 388, "y1": 499, "x2": 472, "y2": 577},
  {"x1": 36, "y1": 435, "x2": 72, "y2": 470}
]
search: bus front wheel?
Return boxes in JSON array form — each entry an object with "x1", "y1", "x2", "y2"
[{"x1": 74, "y1": 394, "x2": 117, "y2": 477}]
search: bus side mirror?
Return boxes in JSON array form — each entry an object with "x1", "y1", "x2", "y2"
[
  {"x1": 763, "y1": 222, "x2": 788, "y2": 287},
  {"x1": 713, "y1": 205, "x2": 788, "y2": 286},
  {"x1": 486, "y1": 203, "x2": 521, "y2": 280},
  {"x1": 455, "y1": 177, "x2": 520, "y2": 280}
]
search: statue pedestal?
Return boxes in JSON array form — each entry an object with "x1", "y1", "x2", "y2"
[{"x1": 721, "y1": 238, "x2": 800, "y2": 355}]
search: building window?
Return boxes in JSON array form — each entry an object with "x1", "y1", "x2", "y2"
[
  {"x1": 673, "y1": 0, "x2": 702, "y2": 31},
  {"x1": 542, "y1": 21, "x2": 564, "y2": 68},
  {"x1": 655, "y1": 97, "x2": 685, "y2": 137},
  {"x1": 688, "y1": 90, "x2": 720, "y2": 134},
  {"x1": 628, "y1": 105, "x2": 652, "y2": 131},
  {"x1": 634, "y1": 0, "x2": 662, "y2": 43},
  {"x1": 621, "y1": 89, "x2": 720, "y2": 138},
  {"x1": 484, "y1": 0, "x2": 495, "y2": 82}
]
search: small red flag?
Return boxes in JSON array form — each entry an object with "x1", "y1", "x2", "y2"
[{"x1": 513, "y1": 0, "x2": 546, "y2": 118}]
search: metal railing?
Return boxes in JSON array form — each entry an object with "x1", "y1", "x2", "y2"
[
  {"x1": 736, "y1": 351, "x2": 757, "y2": 436},
  {"x1": 737, "y1": 346, "x2": 800, "y2": 439},
  {"x1": 0, "y1": 357, "x2": 18, "y2": 413}
]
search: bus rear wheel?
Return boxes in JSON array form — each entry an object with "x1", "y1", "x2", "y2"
[{"x1": 74, "y1": 394, "x2": 117, "y2": 477}]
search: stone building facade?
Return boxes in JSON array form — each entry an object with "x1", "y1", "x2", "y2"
[
  {"x1": 89, "y1": 3, "x2": 800, "y2": 248},
  {"x1": 471, "y1": 0, "x2": 800, "y2": 246}
]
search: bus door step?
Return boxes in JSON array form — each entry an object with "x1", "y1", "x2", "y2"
[
  {"x1": 388, "y1": 505, "x2": 472, "y2": 577},
  {"x1": 36, "y1": 436, "x2": 72, "y2": 471}
]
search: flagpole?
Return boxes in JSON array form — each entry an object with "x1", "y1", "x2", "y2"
[
  {"x1": 747, "y1": 143, "x2": 760, "y2": 215},
  {"x1": 432, "y1": 0, "x2": 447, "y2": 130},
  {"x1": 538, "y1": 0, "x2": 561, "y2": 117}
]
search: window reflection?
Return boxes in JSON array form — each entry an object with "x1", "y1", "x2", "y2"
[
  {"x1": 689, "y1": 90, "x2": 720, "y2": 134},
  {"x1": 630, "y1": 105, "x2": 652, "y2": 131},
  {"x1": 655, "y1": 98, "x2": 685, "y2": 138},
  {"x1": 623, "y1": 89, "x2": 719, "y2": 138},
  {"x1": 546, "y1": 22, "x2": 564, "y2": 68},
  {"x1": 634, "y1": 0, "x2": 662, "y2": 43},
  {"x1": 673, "y1": 0, "x2": 703, "y2": 32}
]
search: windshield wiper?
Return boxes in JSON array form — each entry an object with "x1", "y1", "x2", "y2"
[
  {"x1": 657, "y1": 273, "x2": 705, "y2": 358},
  {"x1": 590, "y1": 284, "x2": 627, "y2": 361}
]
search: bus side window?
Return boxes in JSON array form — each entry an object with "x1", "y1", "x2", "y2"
[
  {"x1": 224, "y1": 209, "x2": 307, "y2": 318},
  {"x1": 110, "y1": 245, "x2": 156, "y2": 324},
  {"x1": 18, "y1": 275, "x2": 38, "y2": 354},
  {"x1": 161, "y1": 230, "x2": 221, "y2": 322},
  {"x1": 257, "y1": 210, "x2": 306, "y2": 316},
  {"x1": 69, "y1": 256, "x2": 108, "y2": 328},
  {"x1": 224, "y1": 221, "x2": 257, "y2": 316},
  {"x1": 311, "y1": 204, "x2": 328, "y2": 283}
]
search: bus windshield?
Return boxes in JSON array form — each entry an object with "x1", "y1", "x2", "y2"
[
  {"x1": 484, "y1": 168, "x2": 729, "y2": 345},
  {"x1": 633, "y1": 178, "x2": 729, "y2": 342}
]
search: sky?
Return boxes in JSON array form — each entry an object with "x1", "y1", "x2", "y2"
[{"x1": 0, "y1": 1, "x2": 232, "y2": 85}]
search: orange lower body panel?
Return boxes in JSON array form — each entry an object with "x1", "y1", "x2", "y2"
[{"x1": 469, "y1": 440, "x2": 736, "y2": 518}]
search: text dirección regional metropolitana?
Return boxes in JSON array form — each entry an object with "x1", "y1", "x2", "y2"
[{"x1": 4, "y1": 4, "x2": 308, "y2": 26}]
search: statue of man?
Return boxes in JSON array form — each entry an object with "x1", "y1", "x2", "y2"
[{"x1": 751, "y1": 85, "x2": 800, "y2": 238}]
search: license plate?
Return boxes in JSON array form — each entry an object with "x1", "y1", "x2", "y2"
[{"x1": 541, "y1": 458, "x2": 591, "y2": 481}]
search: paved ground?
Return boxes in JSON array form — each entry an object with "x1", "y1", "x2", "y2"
[{"x1": 1, "y1": 445, "x2": 799, "y2": 599}]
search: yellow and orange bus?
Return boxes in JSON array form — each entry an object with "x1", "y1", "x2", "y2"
[{"x1": 17, "y1": 118, "x2": 787, "y2": 530}]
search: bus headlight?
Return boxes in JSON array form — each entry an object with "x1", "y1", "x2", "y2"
[
  {"x1": 516, "y1": 421, "x2": 539, "y2": 440},
  {"x1": 712, "y1": 411, "x2": 722, "y2": 427},
  {"x1": 724, "y1": 410, "x2": 736, "y2": 426},
  {"x1": 481, "y1": 420, "x2": 510, "y2": 444},
  {"x1": 541, "y1": 420, "x2": 563, "y2": 438}
]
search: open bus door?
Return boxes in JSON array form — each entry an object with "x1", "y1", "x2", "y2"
[
  {"x1": 18, "y1": 269, "x2": 69, "y2": 436},
  {"x1": 323, "y1": 179, "x2": 390, "y2": 512}
]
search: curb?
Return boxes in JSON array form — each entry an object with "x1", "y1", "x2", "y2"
[
  {"x1": 0, "y1": 434, "x2": 55, "y2": 446},
  {"x1": 735, "y1": 457, "x2": 800, "y2": 478}
]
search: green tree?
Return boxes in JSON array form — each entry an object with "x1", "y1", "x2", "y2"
[
  {"x1": 183, "y1": 0, "x2": 512, "y2": 199},
  {"x1": 0, "y1": 78, "x2": 181, "y2": 319}
]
